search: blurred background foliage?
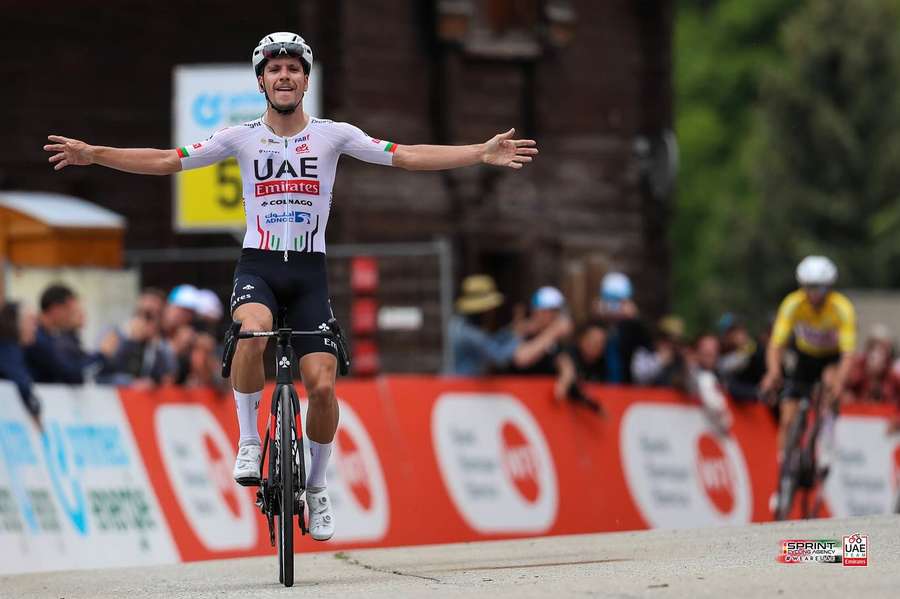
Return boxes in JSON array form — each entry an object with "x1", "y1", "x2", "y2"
[{"x1": 674, "y1": 0, "x2": 900, "y2": 330}]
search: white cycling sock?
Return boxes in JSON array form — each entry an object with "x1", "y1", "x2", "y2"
[
  {"x1": 307, "y1": 440, "x2": 333, "y2": 488},
  {"x1": 234, "y1": 389, "x2": 262, "y2": 446}
]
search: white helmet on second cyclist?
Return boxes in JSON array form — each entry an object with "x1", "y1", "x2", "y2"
[
  {"x1": 796, "y1": 255, "x2": 838, "y2": 287},
  {"x1": 252, "y1": 32, "x2": 313, "y2": 76}
]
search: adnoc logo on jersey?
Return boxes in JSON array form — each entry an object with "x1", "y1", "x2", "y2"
[
  {"x1": 431, "y1": 393, "x2": 558, "y2": 534},
  {"x1": 620, "y1": 403, "x2": 752, "y2": 528},
  {"x1": 263, "y1": 210, "x2": 313, "y2": 225}
]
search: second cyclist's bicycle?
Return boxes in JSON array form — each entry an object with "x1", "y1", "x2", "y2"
[
  {"x1": 773, "y1": 383, "x2": 833, "y2": 521},
  {"x1": 221, "y1": 316, "x2": 349, "y2": 587}
]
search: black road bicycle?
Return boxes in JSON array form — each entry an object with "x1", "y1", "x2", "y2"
[
  {"x1": 222, "y1": 316, "x2": 349, "y2": 587},
  {"x1": 774, "y1": 383, "x2": 834, "y2": 521}
]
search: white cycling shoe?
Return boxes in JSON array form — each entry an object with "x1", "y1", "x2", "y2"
[
  {"x1": 233, "y1": 443, "x2": 262, "y2": 486},
  {"x1": 306, "y1": 487, "x2": 335, "y2": 541}
]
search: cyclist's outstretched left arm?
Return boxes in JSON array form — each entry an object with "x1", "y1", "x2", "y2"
[
  {"x1": 340, "y1": 123, "x2": 538, "y2": 171},
  {"x1": 394, "y1": 128, "x2": 538, "y2": 171},
  {"x1": 44, "y1": 136, "x2": 181, "y2": 175}
]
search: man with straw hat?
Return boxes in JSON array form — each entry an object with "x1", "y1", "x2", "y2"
[
  {"x1": 449, "y1": 275, "x2": 518, "y2": 375},
  {"x1": 449, "y1": 276, "x2": 573, "y2": 377}
]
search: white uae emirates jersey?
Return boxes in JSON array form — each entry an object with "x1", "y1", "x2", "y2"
[{"x1": 178, "y1": 118, "x2": 397, "y2": 253}]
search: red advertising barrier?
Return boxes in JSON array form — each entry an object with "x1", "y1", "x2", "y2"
[{"x1": 118, "y1": 378, "x2": 900, "y2": 564}]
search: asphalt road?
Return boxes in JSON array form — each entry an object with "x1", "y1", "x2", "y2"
[{"x1": 3, "y1": 514, "x2": 896, "y2": 599}]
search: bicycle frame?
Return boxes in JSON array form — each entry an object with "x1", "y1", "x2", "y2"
[
  {"x1": 221, "y1": 320, "x2": 348, "y2": 587},
  {"x1": 775, "y1": 385, "x2": 829, "y2": 521}
]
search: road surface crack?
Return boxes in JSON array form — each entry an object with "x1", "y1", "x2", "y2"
[{"x1": 335, "y1": 552, "x2": 443, "y2": 583}]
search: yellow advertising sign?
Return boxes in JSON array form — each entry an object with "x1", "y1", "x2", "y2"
[{"x1": 175, "y1": 158, "x2": 244, "y2": 230}]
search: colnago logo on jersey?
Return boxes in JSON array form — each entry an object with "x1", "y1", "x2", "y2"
[{"x1": 177, "y1": 117, "x2": 396, "y2": 253}]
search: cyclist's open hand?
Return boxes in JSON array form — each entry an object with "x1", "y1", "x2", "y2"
[
  {"x1": 482, "y1": 128, "x2": 538, "y2": 170},
  {"x1": 44, "y1": 135, "x2": 94, "y2": 170}
]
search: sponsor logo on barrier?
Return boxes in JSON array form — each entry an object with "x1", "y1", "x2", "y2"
[
  {"x1": 824, "y1": 418, "x2": 899, "y2": 516},
  {"x1": 0, "y1": 385, "x2": 178, "y2": 574},
  {"x1": 501, "y1": 422, "x2": 540, "y2": 504},
  {"x1": 695, "y1": 433, "x2": 735, "y2": 515},
  {"x1": 306, "y1": 398, "x2": 388, "y2": 542},
  {"x1": 42, "y1": 422, "x2": 90, "y2": 535},
  {"x1": 620, "y1": 404, "x2": 751, "y2": 528},
  {"x1": 336, "y1": 429, "x2": 372, "y2": 510},
  {"x1": 155, "y1": 405, "x2": 257, "y2": 551},
  {"x1": 0, "y1": 420, "x2": 44, "y2": 534},
  {"x1": 431, "y1": 393, "x2": 558, "y2": 533},
  {"x1": 893, "y1": 445, "x2": 900, "y2": 491}
]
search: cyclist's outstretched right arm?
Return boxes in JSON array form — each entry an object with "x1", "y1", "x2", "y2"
[{"x1": 44, "y1": 135, "x2": 181, "y2": 175}]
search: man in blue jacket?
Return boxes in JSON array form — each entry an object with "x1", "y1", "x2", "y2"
[{"x1": 25, "y1": 284, "x2": 105, "y2": 384}]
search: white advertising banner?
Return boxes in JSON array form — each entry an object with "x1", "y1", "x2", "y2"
[
  {"x1": 619, "y1": 403, "x2": 753, "y2": 528},
  {"x1": 431, "y1": 393, "x2": 559, "y2": 534},
  {"x1": 0, "y1": 383, "x2": 178, "y2": 574},
  {"x1": 302, "y1": 398, "x2": 390, "y2": 543},
  {"x1": 825, "y1": 416, "x2": 900, "y2": 517}
]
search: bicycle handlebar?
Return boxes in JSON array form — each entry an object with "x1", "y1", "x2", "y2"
[{"x1": 221, "y1": 318, "x2": 351, "y2": 379}]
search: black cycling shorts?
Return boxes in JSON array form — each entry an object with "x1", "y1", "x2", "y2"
[
  {"x1": 230, "y1": 249, "x2": 338, "y2": 359},
  {"x1": 782, "y1": 350, "x2": 840, "y2": 400}
]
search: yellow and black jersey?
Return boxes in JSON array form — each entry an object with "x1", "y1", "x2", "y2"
[{"x1": 770, "y1": 289, "x2": 856, "y2": 357}]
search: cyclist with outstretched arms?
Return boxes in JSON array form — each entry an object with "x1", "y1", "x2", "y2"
[
  {"x1": 760, "y1": 255, "x2": 856, "y2": 510},
  {"x1": 44, "y1": 32, "x2": 538, "y2": 541}
]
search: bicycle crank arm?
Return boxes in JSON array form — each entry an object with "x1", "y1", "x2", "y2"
[
  {"x1": 266, "y1": 513, "x2": 276, "y2": 547},
  {"x1": 297, "y1": 499, "x2": 308, "y2": 535}
]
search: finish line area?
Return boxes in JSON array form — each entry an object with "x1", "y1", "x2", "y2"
[{"x1": 3, "y1": 514, "x2": 895, "y2": 599}]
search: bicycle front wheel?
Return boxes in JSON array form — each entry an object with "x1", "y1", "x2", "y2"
[
  {"x1": 277, "y1": 386, "x2": 295, "y2": 587},
  {"x1": 775, "y1": 405, "x2": 808, "y2": 521}
]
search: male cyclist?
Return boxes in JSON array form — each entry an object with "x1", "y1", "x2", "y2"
[
  {"x1": 760, "y1": 255, "x2": 856, "y2": 509},
  {"x1": 44, "y1": 32, "x2": 538, "y2": 541}
]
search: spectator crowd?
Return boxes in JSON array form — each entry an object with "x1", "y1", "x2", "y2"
[
  {"x1": 5, "y1": 272, "x2": 900, "y2": 428},
  {"x1": 449, "y1": 271, "x2": 900, "y2": 425},
  {"x1": 0, "y1": 282, "x2": 226, "y2": 423}
]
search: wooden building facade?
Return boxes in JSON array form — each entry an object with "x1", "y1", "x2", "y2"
[{"x1": 1, "y1": 0, "x2": 674, "y2": 372}]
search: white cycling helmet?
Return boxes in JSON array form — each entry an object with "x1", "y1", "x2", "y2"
[
  {"x1": 796, "y1": 255, "x2": 838, "y2": 286},
  {"x1": 252, "y1": 32, "x2": 313, "y2": 76}
]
